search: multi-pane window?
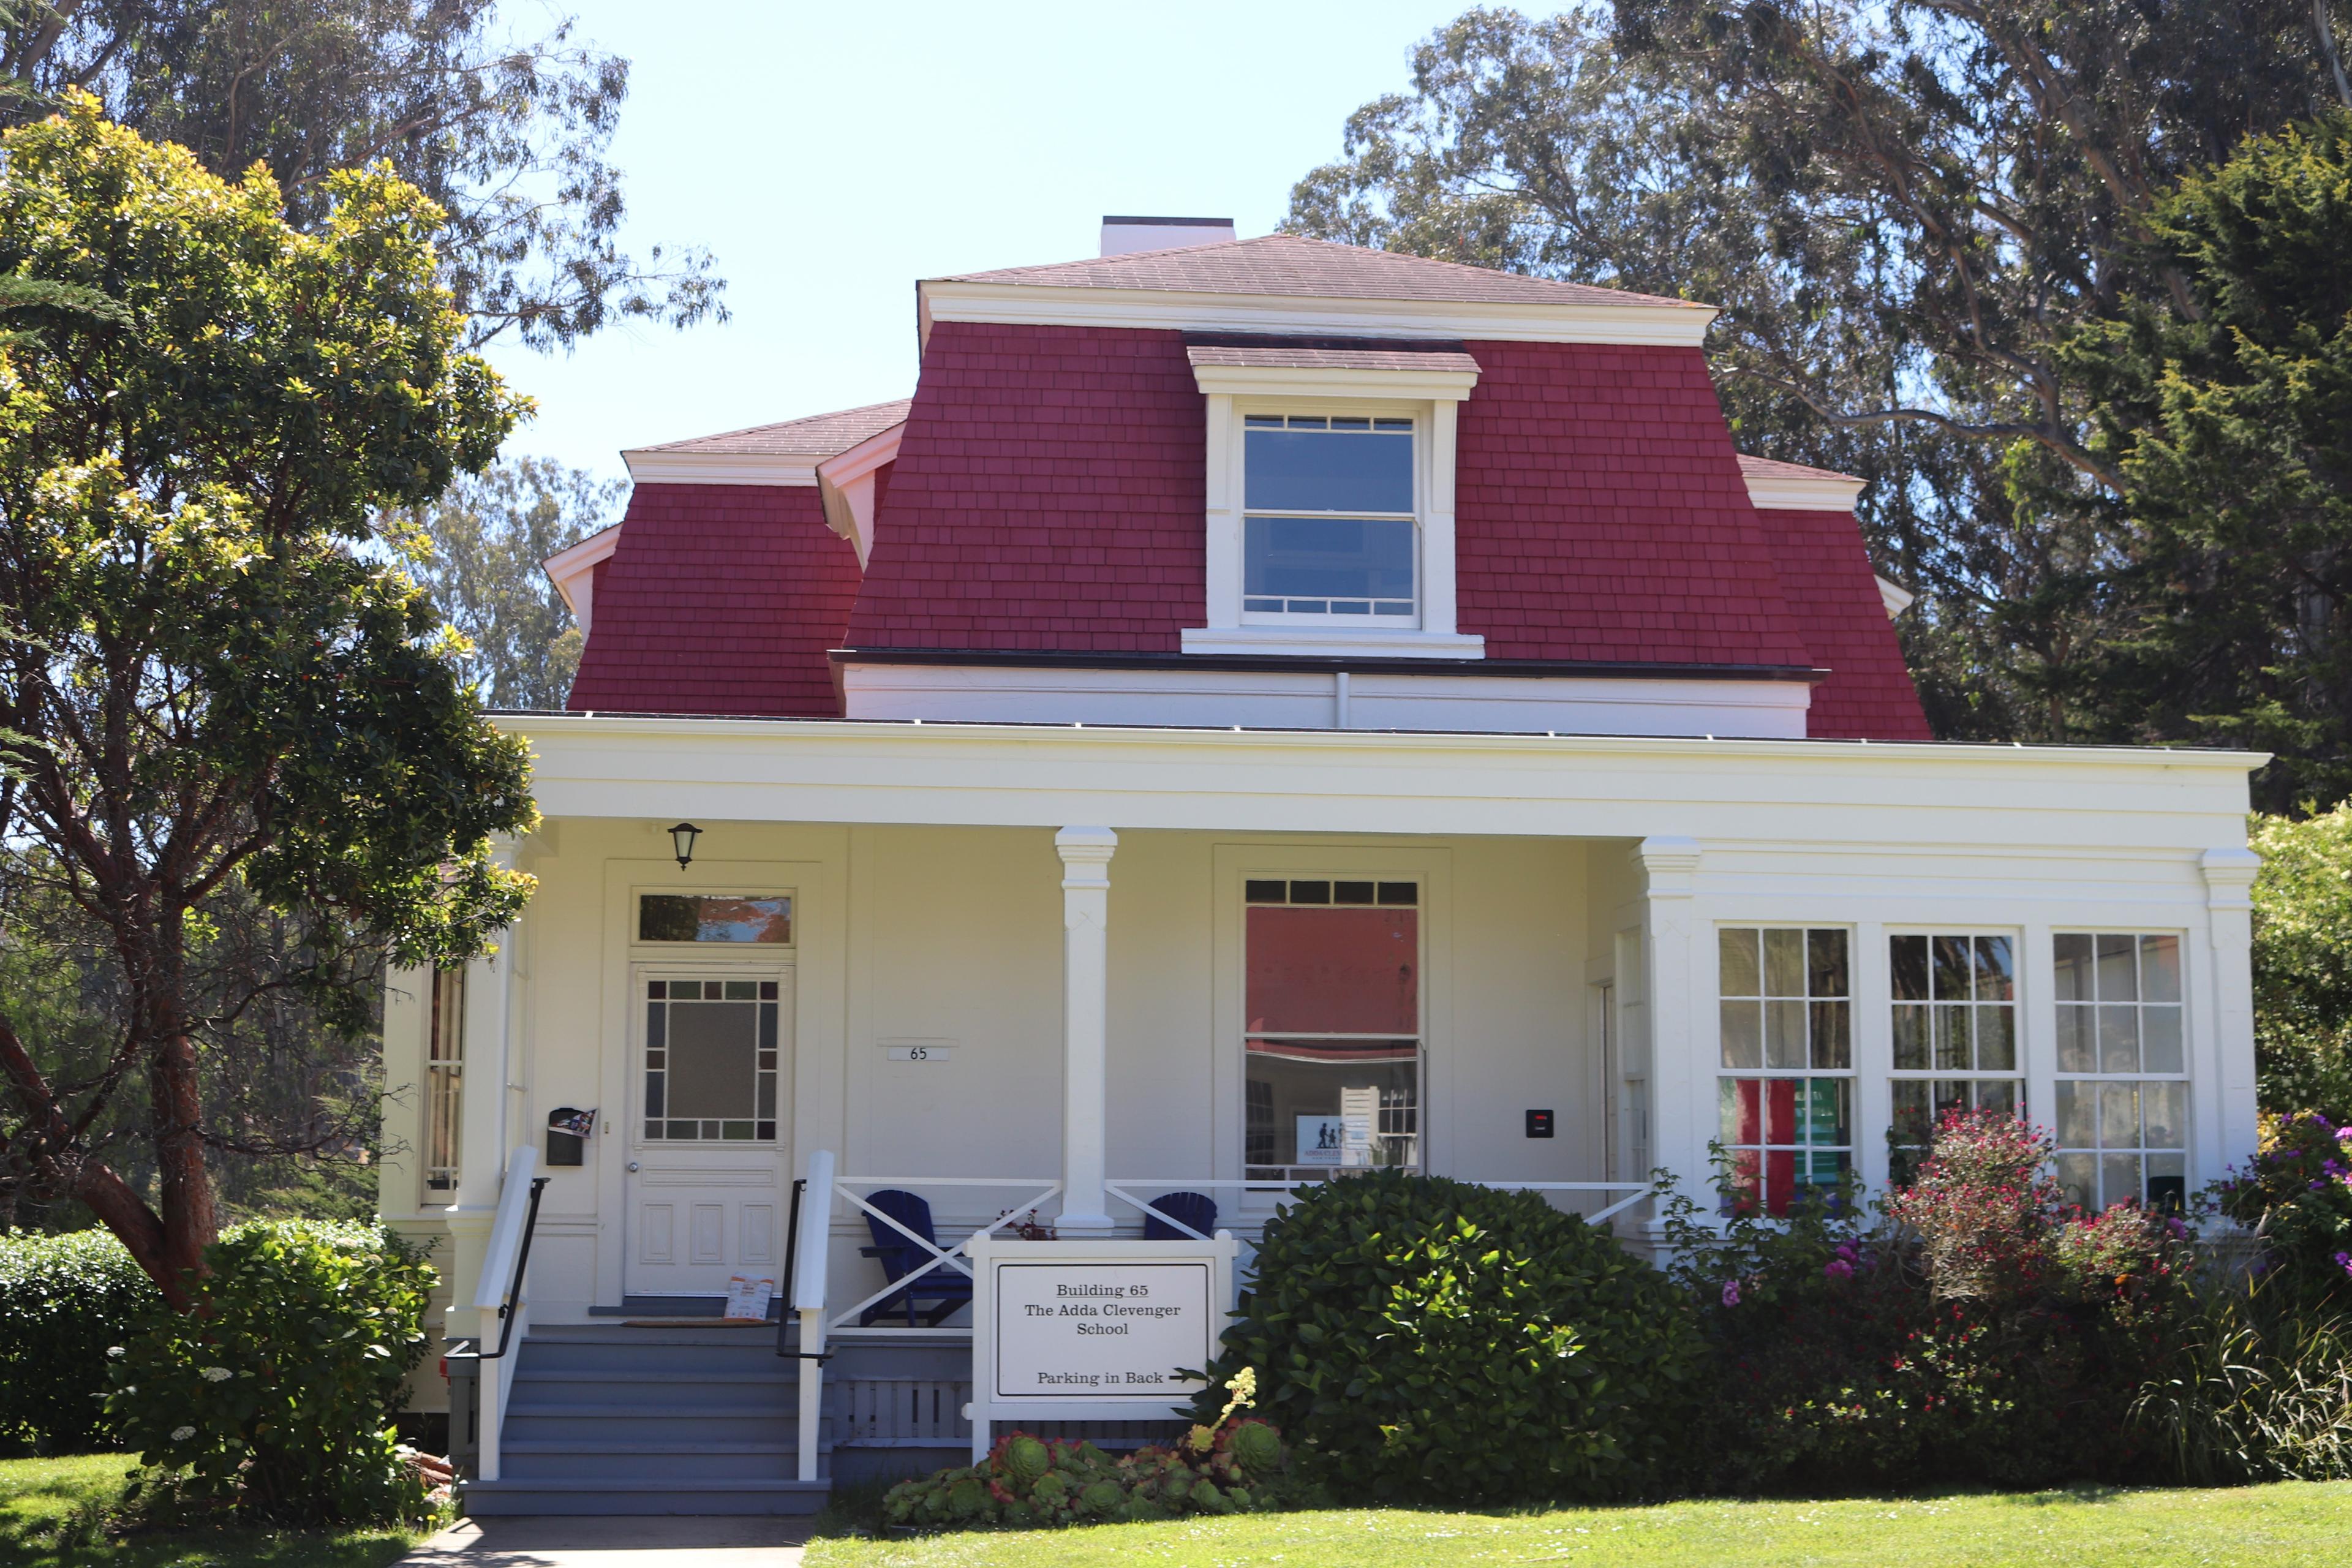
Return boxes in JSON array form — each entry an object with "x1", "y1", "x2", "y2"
[
  {"x1": 1718, "y1": 928, "x2": 1852, "y2": 1214},
  {"x1": 1243, "y1": 878, "x2": 1420, "y2": 1177},
  {"x1": 1242, "y1": 415, "x2": 1417, "y2": 620},
  {"x1": 422, "y1": 968, "x2": 465, "y2": 1198},
  {"x1": 1889, "y1": 934, "x2": 2021, "y2": 1181},
  {"x1": 2054, "y1": 933, "x2": 2187, "y2": 1211},
  {"x1": 643, "y1": 978, "x2": 780, "y2": 1141}
]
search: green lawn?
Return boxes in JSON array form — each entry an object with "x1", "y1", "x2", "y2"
[
  {"x1": 804, "y1": 1481, "x2": 2352, "y2": 1567},
  {"x1": 0, "y1": 1455, "x2": 425, "y2": 1568}
]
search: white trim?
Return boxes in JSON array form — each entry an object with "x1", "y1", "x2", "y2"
[
  {"x1": 1743, "y1": 470, "x2": 1867, "y2": 511},
  {"x1": 839, "y1": 661, "x2": 1809, "y2": 737},
  {"x1": 542, "y1": 523, "x2": 621, "y2": 635},
  {"x1": 1197, "y1": 390, "x2": 1478, "y2": 653},
  {"x1": 815, "y1": 421, "x2": 904, "y2": 569},
  {"x1": 919, "y1": 279, "x2": 1716, "y2": 349},
  {"x1": 1177, "y1": 627, "x2": 1487, "y2": 660},
  {"x1": 1875, "y1": 575, "x2": 1917, "y2": 619},
  {"x1": 1188, "y1": 361, "x2": 1481, "y2": 401},
  {"x1": 620, "y1": 450, "x2": 821, "y2": 487}
]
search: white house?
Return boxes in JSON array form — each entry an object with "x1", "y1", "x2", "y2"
[{"x1": 377, "y1": 217, "x2": 2264, "y2": 1515}]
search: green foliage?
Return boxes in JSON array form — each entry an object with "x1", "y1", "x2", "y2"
[
  {"x1": 1667, "y1": 1116, "x2": 2195, "y2": 1493},
  {"x1": 0, "y1": 1227, "x2": 159, "y2": 1455},
  {"x1": 0, "y1": 0, "x2": 725, "y2": 353},
  {"x1": 0, "y1": 94, "x2": 537, "y2": 1287},
  {"x1": 1201, "y1": 1170, "x2": 1700, "y2": 1505},
  {"x1": 880, "y1": 1410, "x2": 1287, "y2": 1533},
  {"x1": 2215, "y1": 1110, "x2": 2352, "y2": 1303},
  {"x1": 104, "y1": 1221, "x2": 435, "y2": 1525},
  {"x1": 2132, "y1": 1276, "x2": 2352, "y2": 1483},
  {"x1": 2062, "y1": 111, "x2": 2352, "y2": 809},
  {"x1": 2251, "y1": 809, "x2": 2352, "y2": 1110},
  {"x1": 387, "y1": 456, "x2": 623, "y2": 709}
]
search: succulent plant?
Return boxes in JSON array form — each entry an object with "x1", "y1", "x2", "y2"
[
  {"x1": 1229, "y1": 1417, "x2": 1283, "y2": 1475},
  {"x1": 1000, "y1": 1433, "x2": 1052, "y2": 1486}
]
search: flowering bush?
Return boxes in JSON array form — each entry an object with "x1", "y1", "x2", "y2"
[
  {"x1": 104, "y1": 1220, "x2": 436, "y2": 1525},
  {"x1": 1669, "y1": 1114, "x2": 2194, "y2": 1493},
  {"x1": 2214, "y1": 1110, "x2": 2352, "y2": 1303}
]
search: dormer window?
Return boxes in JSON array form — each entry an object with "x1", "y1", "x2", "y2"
[
  {"x1": 1243, "y1": 415, "x2": 1419, "y2": 620},
  {"x1": 1185, "y1": 346, "x2": 1485, "y2": 659}
]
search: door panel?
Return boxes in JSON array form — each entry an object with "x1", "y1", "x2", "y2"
[{"x1": 625, "y1": 968, "x2": 792, "y2": 1296}]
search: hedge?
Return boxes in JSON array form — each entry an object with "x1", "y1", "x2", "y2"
[{"x1": 0, "y1": 1227, "x2": 160, "y2": 1455}]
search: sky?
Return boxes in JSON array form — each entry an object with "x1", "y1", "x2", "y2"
[{"x1": 477, "y1": 0, "x2": 1489, "y2": 487}]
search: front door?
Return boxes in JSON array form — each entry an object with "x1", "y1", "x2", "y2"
[{"x1": 625, "y1": 968, "x2": 792, "y2": 1297}]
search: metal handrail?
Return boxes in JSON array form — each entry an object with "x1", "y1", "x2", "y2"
[
  {"x1": 774, "y1": 1177, "x2": 829, "y2": 1362},
  {"x1": 464, "y1": 1147, "x2": 549, "y2": 1362}
]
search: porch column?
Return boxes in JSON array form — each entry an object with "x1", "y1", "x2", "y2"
[
  {"x1": 1634, "y1": 837, "x2": 1702, "y2": 1206},
  {"x1": 2201, "y1": 847, "x2": 2261, "y2": 1183},
  {"x1": 1055, "y1": 827, "x2": 1118, "y2": 1233},
  {"x1": 445, "y1": 834, "x2": 522, "y2": 1341}
]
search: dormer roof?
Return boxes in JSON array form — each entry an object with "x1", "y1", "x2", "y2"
[
  {"x1": 623, "y1": 399, "x2": 914, "y2": 485},
  {"x1": 921, "y1": 234, "x2": 1717, "y2": 348}
]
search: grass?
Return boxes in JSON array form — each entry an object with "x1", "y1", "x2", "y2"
[
  {"x1": 0, "y1": 1455, "x2": 428, "y2": 1568},
  {"x1": 803, "y1": 1480, "x2": 2352, "y2": 1567}
]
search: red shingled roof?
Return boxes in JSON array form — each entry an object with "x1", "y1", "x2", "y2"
[
  {"x1": 944, "y1": 234, "x2": 1708, "y2": 312},
  {"x1": 636, "y1": 399, "x2": 911, "y2": 458},
  {"x1": 1758, "y1": 506, "x2": 1931, "y2": 740},
  {"x1": 566, "y1": 482, "x2": 859, "y2": 717}
]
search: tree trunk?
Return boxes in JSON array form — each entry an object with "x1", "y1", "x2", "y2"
[
  {"x1": 149, "y1": 1026, "x2": 217, "y2": 1294},
  {"x1": 0, "y1": 1016, "x2": 186, "y2": 1304}
]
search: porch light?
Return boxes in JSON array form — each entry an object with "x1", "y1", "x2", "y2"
[{"x1": 668, "y1": 822, "x2": 701, "y2": 869}]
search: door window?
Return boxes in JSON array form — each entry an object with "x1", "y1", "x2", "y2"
[{"x1": 643, "y1": 978, "x2": 779, "y2": 1141}]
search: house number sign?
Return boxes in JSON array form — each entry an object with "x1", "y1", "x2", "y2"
[{"x1": 962, "y1": 1232, "x2": 1240, "y2": 1462}]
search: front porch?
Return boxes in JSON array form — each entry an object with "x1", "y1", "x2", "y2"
[{"x1": 379, "y1": 714, "x2": 2262, "y2": 1510}]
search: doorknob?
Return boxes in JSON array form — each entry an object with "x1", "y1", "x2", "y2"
[{"x1": 627, "y1": 1161, "x2": 641, "y2": 1172}]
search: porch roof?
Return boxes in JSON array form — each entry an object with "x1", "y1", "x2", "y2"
[{"x1": 495, "y1": 712, "x2": 2264, "y2": 853}]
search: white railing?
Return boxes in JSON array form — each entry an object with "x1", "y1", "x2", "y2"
[
  {"x1": 469, "y1": 1145, "x2": 540, "y2": 1483},
  {"x1": 783, "y1": 1153, "x2": 1655, "y2": 1480}
]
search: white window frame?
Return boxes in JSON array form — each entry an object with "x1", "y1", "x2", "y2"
[
  {"x1": 2050, "y1": 929, "x2": 2191, "y2": 1211},
  {"x1": 1714, "y1": 923, "x2": 1858, "y2": 1214},
  {"x1": 421, "y1": 966, "x2": 465, "y2": 1202},
  {"x1": 1186, "y1": 361, "x2": 1483, "y2": 659},
  {"x1": 1885, "y1": 928, "x2": 2026, "y2": 1179}
]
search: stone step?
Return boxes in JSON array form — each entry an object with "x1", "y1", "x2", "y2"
[{"x1": 461, "y1": 1477, "x2": 829, "y2": 1518}]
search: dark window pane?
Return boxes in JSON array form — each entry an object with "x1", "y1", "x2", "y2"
[
  {"x1": 1978, "y1": 1006, "x2": 2017, "y2": 1071},
  {"x1": 1934, "y1": 1005, "x2": 1970, "y2": 1071},
  {"x1": 1807, "y1": 929, "x2": 1849, "y2": 998},
  {"x1": 1890, "y1": 935, "x2": 1929, "y2": 1001},
  {"x1": 725, "y1": 979, "x2": 755, "y2": 1000},
  {"x1": 1245, "y1": 880, "x2": 1287, "y2": 903},
  {"x1": 1810, "y1": 1000, "x2": 1850, "y2": 1069},
  {"x1": 644, "y1": 1119, "x2": 661, "y2": 1139},
  {"x1": 759, "y1": 1006, "x2": 777, "y2": 1052},
  {"x1": 1974, "y1": 936, "x2": 2015, "y2": 1002},
  {"x1": 756, "y1": 1121, "x2": 777, "y2": 1140},
  {"x1": 647, "y1": 1006, "x2": 665, "y2": 1051},
  {"x1": 2096, "y1": 933, "x2": 2138, "y2": 1000},
  {"x1": 1333, "y1": 881, "x2": 1376, "y2": 905},
  {"x1": 1931, "y1": 935, "x2": 1973, "y2": 1001},
  {"x1": 647, "y1": 980, "x2": 666, "y2": 999},
  {"x1": 1893, "y1": 1004, "x2": 1929, "y2": 1069},
  {"x1": 644, "y1": 1078, "x2": 664, "y2": 1117},
  {"x1": 1244, "y1": 425, "x2": 1413, "y2": 513},
  {"x1": 1245, "y1": 515, "x2": 1415, "y2": 604},
  {"x1": 722, "y1": 1121, "x2": 753, "y2": 1140},
  {"x1": 666, "y1": 1001, "x2": 758, "y2": 1120},
  {"x1": 1289, "y1": 881, "x2": 1330, "y2": 905},
  {"x1": 1376, "y1": 882, "x2": 1417, "y2": 906}
]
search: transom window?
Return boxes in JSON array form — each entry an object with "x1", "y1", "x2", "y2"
[
  {"x1": 643, "y1": 978, "x2": 780, "y2": 1142},
  {"x1": 1242, "y1": 415, "x2": 1417, "y2": 620},
  {"x1": 638, "y1": 894, "x2": 791, "y2": 944},
  {"x1": 1717, "y1": 927, "x2": 1852, "y2": 1215},
  {"x1": 2053, "y1": 933, "x2": 2187, "y2": 1212},
  {"x1": 1243, "y1": 878, "x2": 1420, "y2": 1178},
  {"x1": 1889, "y1": 933, "x2": 2021, "y2": 1182}
]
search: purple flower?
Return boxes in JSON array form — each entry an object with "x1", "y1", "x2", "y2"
[
  {"x1": 1721, "y1": 1278, "x2": 1742, "y2": 1308},
  {"x1": 2335, "y1": 1252, "x2": 2352, "y2": 1280},
  {"x1": 1824, "y1": 1258, "x2": 1855, "y2": 1281}
]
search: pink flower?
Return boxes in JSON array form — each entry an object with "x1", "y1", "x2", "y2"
[
  {"x1": 2334, "y1": 1251, "x2": 2352, "y2": 1279},
  {"x1": 1824, "y1": 1257, "x2": 1855, "y2": 1280},
  {"x1": 1721, "y1": 1278, "x2": 1742, "y2": 1307}
]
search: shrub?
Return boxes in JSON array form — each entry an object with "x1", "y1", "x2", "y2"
[
  {"x1": 0, "y1": 1227, "x2": 160, "y2": 1455},
  {"x1": 1670, "y1": 1114, "x2": 2195, "y2": 1493},
  {"x1": 2214, "y1": 1109, "x2": 2352, "y2": 1303},
  {"x1": 104, "y1": 1219, "x2": 436, "y2": 1524},
  {"x1": 1199, "y1": 1170, "x2": 1700, "y2": 1505},
  {"x1": 881, "y1": 1374, "x2": 1287, "y2": 1531}
]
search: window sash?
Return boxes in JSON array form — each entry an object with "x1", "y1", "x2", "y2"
[{"x1": 423, "y1": 967, "x2": 464, "y2": 1197}]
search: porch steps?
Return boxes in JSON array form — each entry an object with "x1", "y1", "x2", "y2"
[{"x1": 461, "y1": 1324, "x2": 829, "y2": 1517}]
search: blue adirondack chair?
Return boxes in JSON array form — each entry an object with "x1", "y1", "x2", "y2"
[
  {"x1": 1141, "y1": 1190, "x2": 1218, "y2": 1241},
  {"x1": 857, "y1": 1189, "x2": 975, "y2": 1327}
]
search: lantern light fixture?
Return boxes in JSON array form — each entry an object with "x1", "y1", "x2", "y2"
[{"x1": 668, "y1": 822, "x2": 701, "y2": 869}]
